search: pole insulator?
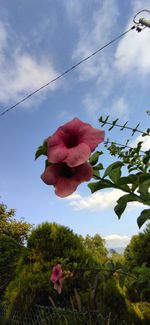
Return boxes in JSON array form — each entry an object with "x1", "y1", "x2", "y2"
[{"x1": 139, "y1": 17, "x2": 150, "y2": 28}]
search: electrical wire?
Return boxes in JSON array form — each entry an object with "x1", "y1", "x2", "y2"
[
  {"x1": 133, "y1": 9, "x2": 150, "y2": 25},
  {"x1": 0, "y1": 25, "x2": 135, "y2": 118}
]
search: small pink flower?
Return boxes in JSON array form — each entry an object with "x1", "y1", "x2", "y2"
[
  {"x1": 51, "y1": 264, "x2": 63, "y2": 294},
  {"x1": 41, "y1": 162, "x2": 93, "y2": 197},
  {"x1": 47, "y1": 118, "x2": 105, "y2": 167},
  {"x1": 54, "y1": 279, "x2": 63, "y2": 294},
  {"x1": 51, "y1": 264, "x2": 63, "y2": 283}
]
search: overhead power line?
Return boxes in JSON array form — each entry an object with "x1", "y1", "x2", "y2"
[{"x1": 0, "y1": 26, "x2": 135, "y2": 118}]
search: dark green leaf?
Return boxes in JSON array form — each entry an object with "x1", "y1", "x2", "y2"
[
  {"x1": 118, "y1": 274, "x2": 126, "y2": 288},
  {"x1": 93, "y1": 163, "x2": 104, "y2": 170},
  {"x1": 35, "y1": 139, "x2": 47, "y2": 160},
  {"x1": 103, "y1": 161, "x2": 124, "y2": 179},
  {"x1": 105, "y1": 260, "x2": 115, "y2": 271},
  {"x1": 138, "y1": 180, "x2": 150, "y2": 202},
  {"x1": 45, "y1": 159, "x2": 53, "y2": 169},
  {"x1": 88, "y1": 179, "x2": 116, "y2": 193},
  {"x1": 99, "y1": 115, "x2": 109, "y2": 126},
  {"x1": 89, "y1": 151, "x2": 103, "y2": 166},
  {"x1": 137, "y1": 174, "x2": 150, "y2": 202},
  {"x1": 114, "y1": 195, "x2": 129, "y2": 218},
  {"x1": 137, "y1": 209, "x2": 150, "y2": 228},
  {"x1": 118, "y1": 175, "x2": 138, "y2": 192},
  {"x1": 138, "y1": 173, "x2": 150, "y2": 184},
  {"x1": 108, "y1": 167, "x2": 121, "y2": 184},
  {"x1": 114, "y1": 194, "x2": 142, "y2": 219},
  {"x1": 93, "y1": 169, "x2": 100, "y2": 179}
]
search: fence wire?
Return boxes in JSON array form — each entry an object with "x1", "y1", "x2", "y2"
[{"x1": 0, "y1": 303, "x2": 129, "y2": 325}]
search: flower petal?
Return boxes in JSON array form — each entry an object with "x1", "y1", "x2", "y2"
[
  {"x1": 75, "y1": 162, "x2": 93, "y2": 182},
  {"x1": 41, "y1": 165, "x2": 61, "y2": 185},
  {"x1": 63, "y1": 143, "x2": 91, "y2": 167},
  {"x1": 51, "y1": 264, "x2": 63, "y2": 282},
  {"x1": 47, "y1": 143, "x2": 68, "y2": 163},
  {"x1": 55, "y1": 176, "x2": 80, "y2": 197},
  {"x1": 54, "y1": 280, "x2": 62, "y2": 294},
  {"x1": 54, "y1": 163, "x2": 93, "y2": 197},
  {"x1": 61, "y1": 117, "x2": 84, "y2": 134},
  {"x1": 80, "y1": 126, "x2": 105, "y2": 151}
]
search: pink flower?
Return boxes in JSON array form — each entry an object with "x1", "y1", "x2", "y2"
[
  {"x1": 53, "y1": 279, "x2": 63, "y2": 294},
  {"x1": 47, "y1": 118, "x2": 105, "y2": 167},
  {"x1": 41, "y1": 162, "x2": 93, "y2": 197},
  {"x1": 51, "y1": 264, "x2": 63, "y2": 294}
]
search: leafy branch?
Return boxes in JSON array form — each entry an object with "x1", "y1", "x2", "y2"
[
  {"x1": 99, "y1": 116, "x2": 150, "y2": 136},
  {"x1": 88, "y1": 152, "x2": 150, "y2": 228},
  {"x1": 88, "y1": 114, "x2": 150, "y2": 228},
  {"x1": 73, "y1": 266, "x2": 137, "y2": 280},
  {"x1": 104, "y1": 140, "x2": 150, "y2": 173},
  {"x1": 104, "y1": 139, "x2": 146, "y2": 155}
]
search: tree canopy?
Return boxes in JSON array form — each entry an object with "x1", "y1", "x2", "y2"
[
  {"x1": 0, "y1": 203, "x2": 32, "y2": 245},
  {"x1": 124, "y1": 223, "x2": 150, "y2": 268}
]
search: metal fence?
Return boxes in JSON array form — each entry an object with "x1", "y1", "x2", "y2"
[{"x1": 0, "y1": 303, "x2": 129, "y2": 325}]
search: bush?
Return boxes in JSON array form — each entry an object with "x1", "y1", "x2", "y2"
[
  {"x1": 27, "y1": 222, "x2": 90, "y2": 264},
  {"x1": 0, "y1": 235, "x2": 22, "y2": 297},
  {"x1": 3, "y1": 223, "x2": 94, "y2": 314}
]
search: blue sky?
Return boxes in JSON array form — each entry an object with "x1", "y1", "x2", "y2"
[{"x1": 0, "y1": 0, "x2": 150, "y2": 248}]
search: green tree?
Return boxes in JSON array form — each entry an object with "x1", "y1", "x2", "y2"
[
  {"x1": 27, "y1": 222, "x2": 90, "y2": 263},
  {"x1": 124, "y1": 224, "x2": 150, "y2": 302},
  {"x1": 0, "y1": 203, "x2": 31, "y2": 297},
  {"x1": 124, "y1": 223, "x2": 150, "y2": 268},
  {"x1": 4, "y1": 223, "x2": 94, "y2": 313},
  {"x1": 82, "y1": 234, "x2": 108, "y2": 263},
  {"x1": 0, "y1": 203, "x2": 32, "y2": 245},
  {"x1": 0, "y1": 235, "x2": 23, "y2": 296}
]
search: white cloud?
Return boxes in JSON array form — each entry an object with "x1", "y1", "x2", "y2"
[
  {"x1": 115, "y1": 28, "x2": 150, "y2": 76},
  {"x1": 111, "y1": 97, "x2": 129, "y2": 118},
  {"x1": 130, "y1": 134, "x2": 150, "y2": 151},
  {"x1": 104, "y1": 234, "x2": 130, "y2": 247},
  {"x1": 64, "y1": 0, "x2": 83, "y2": 22},
  {"x1": 115, "y1": 1, "x2": 150, "y2": 76},
  {"x1": 83, "y1": 94, "x2": 129, "y2": 121},
  {"x1": 131, "y1": 0, "x2": 150, "y2": 17},
  {"x1": 68, "y1": 188, "x2": 143, "y2": 212},
  {"x1": 68, "y1": 189, "x2": 123, "y2": 211},
  {"x1": 70, "y1": 0, "x2": 119, "y2": 82},
  {"x1": 65, "y1": 0, "x2": 132, "y2": 120},
  {"x1": 0, "y1": 21, "x2": 7, "y2": 52},
  {"x1": 0, "y1": 21, "x2": 59, "y2": 107},
  {"x1": 82, "y1": 95, "x2": 101, "y2": 118}
]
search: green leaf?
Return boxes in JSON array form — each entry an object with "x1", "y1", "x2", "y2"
[
  {"x1": 89, "y1": 151, "x2": 103, "y2": 166},
  {"x1": 114, "y1": 195, "x2": 129, "y2": 218},
  {"x1": 138, "y1": 173, "x2": 150, "y2": 184},
  {"x1": 118, "y1": 175, "x2": 138, "y2": 192},
  {"x1": 137, "y1": 209, "x2": 150, "y2": 228},
  {"x1": 114, "y1": 194, "x2": 142, "y2": 219},
  {"x1": 137, "y1": 174, "x2": 150, "y2": 203},
  {"x1": 88, "y1": 179, "x2": 116, "y2": 193},
  {"x1": 35, "y1": 139, "x2": 47, "y2": 160},
  {"x1": 105, "y1": 260, "x2": 115, "y2": 271},
  {"x1": 93, "y1": 169, "x2": 100, "y2": 179},
  {"x1": 45, "y1": 159, "x2": 53, "y2": 169},
  {"x1": 118, "y1": 273, "x2": 126, "y2": 288},
  {"x1": 108, "y1": 119, "x2": 119, "y2": 131},
  {"x1": 99, "y1": 115, "x2": 109, "y2": 126},
  {"x1": 108, "y1": 167, "x2": 121, "y2": 184},
  {"x1": 103, "y1": 161, "x2": 124, "y2": 179},
  {"x1": 118, "y1": 175, "x2": 136, "y2": 185},
  {"x1": 93, "y1": 163, "x2": 104, "y2": 170}
]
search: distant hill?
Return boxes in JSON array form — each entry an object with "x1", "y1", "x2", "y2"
[{"x1": 109, "y1": 247, "x2": 125, "y2": 255}]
